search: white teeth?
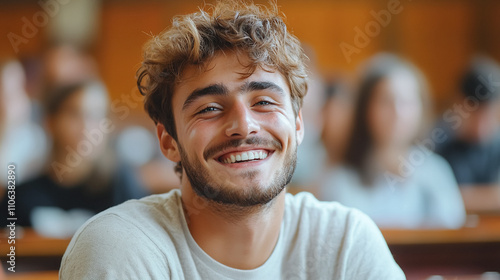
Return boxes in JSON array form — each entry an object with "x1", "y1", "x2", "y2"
[
  {"x1": 221, "y1": 150, "x2": 269, "y2": 164},
  {"x1": 241, "y1": 153, "x2": 249, "y2": 161}
]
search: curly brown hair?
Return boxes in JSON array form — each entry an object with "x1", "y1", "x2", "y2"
[{"x1": 136, "y1": 1, "x2": 308, "y2": 176}]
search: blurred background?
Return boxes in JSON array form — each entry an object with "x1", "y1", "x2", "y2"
[{"x1": 0, "y1": 0, "x2": 500, "y2": 279}]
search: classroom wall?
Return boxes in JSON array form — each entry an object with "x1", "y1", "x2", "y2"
[{"x1": 1, "y1": 0, "x2": 499, "y2": 112}]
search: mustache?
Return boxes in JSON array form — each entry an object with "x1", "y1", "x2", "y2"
[{"x1": 204, "y1": 136, "x2": 283, "y2": 160}]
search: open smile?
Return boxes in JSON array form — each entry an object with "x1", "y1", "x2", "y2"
[{"x1": 215, "y1": 148, "x2": 274, "y2": 165}]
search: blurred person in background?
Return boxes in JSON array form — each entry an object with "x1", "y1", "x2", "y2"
[
  {"x1": 320, "y1": 75, "x2": 354, "y2": 168},
  {"x1": 317, "y1": 53, "x2": 466, "y2": 229},
  {"x1": 0, "y1": 81, "x2": 148, "y2": 237},
  {"x1": 115, "y1": 123, "x2": 181, "y2": 194},
  {"x1": 435, "y1": 56, "x2": 500, "y2": 187},
  {"x1": 0, "y1": 60, "x2": 48, "y2": 191},
  {"x1": 289, "y1": 45, "x2": 328, "y2": 191},
  {"x1": 42, "y1": 42, "x2": 98, "y2": 88}
]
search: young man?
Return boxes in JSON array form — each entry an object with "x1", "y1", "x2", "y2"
[{"x1": 60, "y1": 1, "x2": 405, "y2": 279}]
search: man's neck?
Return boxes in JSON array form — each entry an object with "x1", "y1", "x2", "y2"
[{"x1": 181, "y1": 186, "x2": 286, "y2": 270}]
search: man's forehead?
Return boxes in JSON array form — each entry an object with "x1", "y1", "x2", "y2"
[
  {"x1": 179, "y1": 51, "x2": 276, "y2": 81},
  {"x1": 174, "y1": 52, "x2": 290, "y2": 100}
]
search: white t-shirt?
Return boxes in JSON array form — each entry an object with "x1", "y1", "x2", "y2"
[{"x1": 60, "y1": 189, "x2": 405, "y2": 279}]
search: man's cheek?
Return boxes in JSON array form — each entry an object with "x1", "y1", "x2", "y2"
[{"x1": 188, "y1": 128, "x2": 198, "y2": 141}]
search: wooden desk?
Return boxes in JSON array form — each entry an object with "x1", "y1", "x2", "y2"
[
  {"x1": 460, "y1": 185, "x2": 500, "y2": 214},
  {"x1": 5, "y1": 270, "x2": 58, "y2": 280},
  {"x1": 0, "y1": 228, "x2": 70, "y2": 257},
  {"x1": 382, "y1": 215, "x2": 500, "y2": 279},
  {"x1": 1, "y1": 217, "x2": 499, "y2": 277},
  {"x1": 383, "y1": 215, "x2": 500, "y2": 245},
  {"x1": 0, "y1": 229, "x2": 71, "y2": 273}
]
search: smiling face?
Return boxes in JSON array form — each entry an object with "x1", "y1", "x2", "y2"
[{"x1": 157, "y1": 51, "x2": 304, "y2": 207}]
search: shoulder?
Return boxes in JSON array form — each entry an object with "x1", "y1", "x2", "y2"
[
  {"x1": 425, "y1": 150, "x2": 453, "y2": 167},
  {"x1": 416, "y1": 149, "x2": 456, "y2": 178},
  {"x1": 286, "y1": 191, "x2": 349, "y2": 212},
  {"x1": 319, "y1": 165, "x2": 358, "y2": 182},
  {"x1": 284, "y1": 192, "x2": 405, "y2": 279},
  {"x1": 17, "y1": 174, "x2": 52, "y2": 192},
  {"x1": 404, "y1": 148, "x2": 458, "y2": 189},
  {"x1": 60, "y1": 190, "x2": 183, "y2": 279},
  {"x1": 316, "y1": 165, "x2": 362, "y2": 200},
  {"x1": 408, "y1": 147, "x2": 455, "y2": 175},
  {"x1": 12, "y1": 174, "x2": 54, "y2": 205},
  {"x1": 60, "y1": 213, "x2": 172, "y2": 279},
  {"x1": 110, "y1": 188, "x2": 181, "y2": 219},
  {"x1": 285, "y1": 191, "x2": 373, "y2": 232},
  {"x1": 69, "y1": 189, "x2": 182, "y2": 236}
]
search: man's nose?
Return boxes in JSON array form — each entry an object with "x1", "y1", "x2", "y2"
[{"x1": 225, "y1": 102, "x2": 260, "y2": 138}]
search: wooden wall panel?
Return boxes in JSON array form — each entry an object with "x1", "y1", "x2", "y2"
[
  {"x1": 0, "y1": 4, "x2": 46, "y2": 58},
  {"x1": 95, "y1": 1, "x2": 167, "y2": 102},
  {"x1": 485, "y1": 1, "x2": 500, "y2": 63},
  {"x1": 1, "y1": 0, "x2": 499, "y2": 114},
  {"x1": 95, "y1": 1, "x2": 204, "y2": 103},
  {"x1": 395, "y1": 1, "x2": 476, "y2": 110},
  {"x1": 281, "y1": 1, "x2": 381, "y2": 71}
]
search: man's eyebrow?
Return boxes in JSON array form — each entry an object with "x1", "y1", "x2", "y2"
[
  {"x1": 182, "y1": 83, "x2": 228, "y2": 111},
  {"x1": 241, "y1": 81, "x2": 285, "y2": 95}
]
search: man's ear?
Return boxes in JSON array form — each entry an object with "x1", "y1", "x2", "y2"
[
  {"x1": 156, "y1": 123, "x2": 181, "y2": 162},
  {"x1": 296, "y1": 109, "x2": 305, "y2": 145}
]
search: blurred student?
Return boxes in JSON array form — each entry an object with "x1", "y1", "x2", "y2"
[
  {"x1": 0, "y1": 60, "x2": 48, "y2": 187},
  {"x1": 320, "y1": 76, "x2": 354, "y2": 168},
  {"x1": 0, "y1": 81, "x2": 148, "y2": 235},
  {"x1": 435, "y1": 56, "x2": 500, "y2": 187},
  {"x1": 43, "y1": 43, "x2": 98, "y2": 88},
  {"x1": 317, "y1": 54, "x2": 466, "y2": 229},
  {"x1": 115, "y1": 124, "x2": 181, "y2": 194},
  {"x1": 289, "y1": 45, "x2": 327, "y2": 189}
]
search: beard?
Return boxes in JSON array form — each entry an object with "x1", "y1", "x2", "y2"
[{"x1": 178, "y1": 136, "x2": 297, "y2": 208}]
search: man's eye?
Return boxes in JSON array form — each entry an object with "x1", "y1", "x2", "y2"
[
  {"x1": 255, "y1": 100, "x2": 272, "y2": 106},
  {"x1": 197, "y1": 106, "x2": 220, "y2": 114}
]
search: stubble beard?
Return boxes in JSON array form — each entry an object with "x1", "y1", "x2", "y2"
[{"x1": 178, "y1": 138, "x2": 297, "y2": 212}]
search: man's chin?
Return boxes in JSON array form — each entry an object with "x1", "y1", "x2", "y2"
[{"x1": 191, "y1": 181, "x2": 285, "y2": 208}]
